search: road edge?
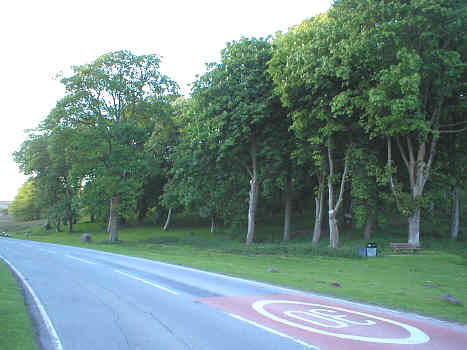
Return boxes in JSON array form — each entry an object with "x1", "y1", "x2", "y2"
[{"x1": 0, "y1": 254, "x2": 63, "y2": 350}]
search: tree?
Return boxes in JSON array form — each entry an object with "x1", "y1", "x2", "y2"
[
  {"x1": 189, "y1": 38, "x2": 288, "y2": 244},
  {"x1": 58, "y1": 50, "x2": 177, "y2": 241},
  {"x1": 8, "y1": 179, "x2": 40, "y2": 221},
  {"x1": 270, "y1": 14, "x2": 357, "y2": 248},
  {"x1": 13, "y1": 129, "x2": 76, "y2": 231},
  {"x1": 332, "y1": 0, "x2": 467, "y2": 245}
]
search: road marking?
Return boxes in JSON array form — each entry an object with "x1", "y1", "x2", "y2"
[
  {"x1": 94, "y1": 251, "x2": 300, "y2": 294},
  {"x1": 66, "y1": 255, "x2": 97, "y2": 265},
  {"x1": 113, "y1": 269, "x2": 180, "y2": 296},
  {"x1": 0, "y1": 255, "x2": 64, "y2": 350},
  {"x1": 229, "y1": 313, "x2": 320, "y2": 349},
  {"x1": 252, "y1": 300, "x2": 430, "y2": 345}
]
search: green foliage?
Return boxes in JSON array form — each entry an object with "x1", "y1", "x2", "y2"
[
  {"x1": 8, "y1": 180, "x2": 40, "y2": 221},
  {"x1": 11, "y1": 2, "x2": 467, "y2": 248}
]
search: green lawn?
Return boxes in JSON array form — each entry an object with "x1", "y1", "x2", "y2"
[
  {"x1": 6, "y1": 214, "x2": 466, "y2": 324},
  {"x1": 0, "y1": 260, "x2": 39, "y2": 350}
]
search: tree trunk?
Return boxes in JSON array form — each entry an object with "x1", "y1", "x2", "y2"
[
  {"x1": 246, "y1": 139, "x2": 259, "y2": 245},
  {"x1": 451, "y1": 186, "x2": 459, "y2": 240},
  {"x1": 210, "y1": 215, "x2": 216, "y2": 234},
  {"x1": 327, "y1": 138, "x2": 349, "y2": 249},
  {"x1": 282, "y1": 175, "x2": 292, "y2": 242},
  {"x1": 392, "y1": 129, "x2": 439, "y2": 245},
  {"x1": 108, "y1": 196, "x2": 119, "y2": 242},
  {"x1": 90, "y1": 213, "x2": 95, "y2": 223},
  {"x1": 408, "y1": 207, "x2": 420, "y2": 245},
  {"x1": 136, "y1": 206, "x2": 147, "y2": 225},
  {"x1": 364, "y1": 208, "x2": 375, "y2": 240},
  {"x1": 312, "y1": 176, "x2": 325, "y2": 244},
  {"x1": 163, "y1": 208, "x2": 172, "y2": 231},
  {"x1": 67, "y1": 217, "x2": 73, "y2": 233},
  {"x1": 55, "y1": 217, "x2": 61, "y2": 232},
  {"x1": 107, "y1": 207, "x2": 111, "y2": 233},
  {"x1": 329, "y1": 209, "x2": 339, "y2": 248}
]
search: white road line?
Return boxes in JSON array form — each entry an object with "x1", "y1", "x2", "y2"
[
  {"x1": 101, "y1": 251, "x2": 299, "y2": 294},
  {"x1": 114, "y1": 269, "x2": 180, "y2": 296},
  {"x1": 0, "y1": 255, "x2": 63, "y2": 350},
  {"x1": 28, "y1": 242, "x2": 300, "y2": 295},
  {"x1": 229, "y1": 313, "x2": 319, "y2": 349},
  {"x1": 66, "y1": 255, "x2": 97, "y2": 265}
]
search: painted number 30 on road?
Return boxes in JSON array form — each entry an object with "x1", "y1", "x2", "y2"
[{"x1": 252, "y1": 300, "x2": 430, "y2": 345}]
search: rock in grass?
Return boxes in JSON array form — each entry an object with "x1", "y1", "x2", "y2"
[
  {"x1": 442, "y1": 294, "x2": 462, "y2": 305},
  {"x1": 81, "y1": 233, "x2": 92, "y2": 243},
  {"x1": 423, "y1": 281, "x2": 439, "y2": 288},
  {"x1": 266, "y1": 266, "x2": 279, "y2": 273},
  {"x1": 331, "y1": 282, "x2": 341, "y2": 288}
]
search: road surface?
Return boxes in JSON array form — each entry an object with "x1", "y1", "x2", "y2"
[{"x1": 1, "y1": 237, "x2": 466, "y2": 350}]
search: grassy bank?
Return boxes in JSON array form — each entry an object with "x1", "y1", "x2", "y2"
[
  {"x1": 0, "y1": 260, "x2": 39, "y2": 350},
  {"x1": 4, "y1": 214, "x2": 466, "y2": 324}
]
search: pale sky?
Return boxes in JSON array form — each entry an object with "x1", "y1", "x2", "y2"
[{"x1": 0, "y1": 0, "x2": 332, "y2": 200}]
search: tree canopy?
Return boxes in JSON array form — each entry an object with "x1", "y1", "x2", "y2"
[{"x1": 13, "y1": 1, "x2": 467, "y2": 247}]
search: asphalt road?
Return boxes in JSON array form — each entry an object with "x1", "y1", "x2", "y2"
[{"x1": 1, "y1": 237, "x2": 466, "y2": 350}]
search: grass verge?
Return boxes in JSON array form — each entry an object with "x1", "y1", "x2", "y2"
[
  {"x1": 0, "y1": 260, "x2": 39, "y2": 350},
  {"x1": 3, "y1": 214, "x2": 467, "y2": 324}
]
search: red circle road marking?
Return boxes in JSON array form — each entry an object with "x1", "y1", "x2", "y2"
[
  {"x1": 252, "y1": 300, "x2": 430, "y2": 345},
  {"x1": 198, "y1": 294, "x2": 467, "y2": 349}
]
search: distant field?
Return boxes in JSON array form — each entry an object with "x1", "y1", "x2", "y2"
[
  {"x1": 0, "y1": 210, "x2": 45, "y2": 234},
  {"x1": 0, "y1": 201, "x2": 11, "y2": 210}
]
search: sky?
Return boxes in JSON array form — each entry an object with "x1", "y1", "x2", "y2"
[{"x1": 0, "y1": 0, "x2": 332, "y2": 201}]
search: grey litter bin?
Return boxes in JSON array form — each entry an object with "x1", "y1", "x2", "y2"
[{"x1": 366, "y1": 242, "x2": 377, "y2": 257}]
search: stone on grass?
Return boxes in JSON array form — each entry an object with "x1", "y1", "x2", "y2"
[
  {"x1": 81, "y1": 233, "x2": 92, "y2": 243},
  {"x1": 266, "y1": 266, "x2": 279, "y2": 273},
  {"x1": 422, "y1": 281, "x2": 439, "y2": 288},
  {"x1": 442, "y1": 294, "x2": 462, "y2": 305}
]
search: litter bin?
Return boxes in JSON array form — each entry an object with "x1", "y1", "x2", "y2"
[{"x1": 366, "y1": 242, "x2": 377, "y2": 257}]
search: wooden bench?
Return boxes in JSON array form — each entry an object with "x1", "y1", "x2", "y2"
[{"x1": 390, "y1": 242, "x2": 422, "y2": 253}]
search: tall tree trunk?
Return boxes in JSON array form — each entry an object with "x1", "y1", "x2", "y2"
[
  {"x1": 163, "y1": 208, "x2": 172, "y2": 231},
  {"x1": 210, "y1": 215, "x2": 216, "y2": 234},
  {"x1": 364, "y1": 208, "x2": 375, "y2": 240},
  {"x1": 392, "y1": 109, "x2": 439, "y2": 245},
  {"x1": 136, "y1": 206, "x2": 147, "y2": 225},
  {"x1": 67, "y1": 202, "x2": 73, "y2": 233},
  {"x1": 312, "y1": 175, "x2": 325, "y2": 244},
  {"x1": 90, "y1": 213, "x2": 95, "y2": 223},
  {"x1": 451, "y1": 186, "x2": 459, "y2": 240},
  {"x1": 327, "y1": 138, "x2": 349, "y2": 249},
  {"x1": 55, "y1": 217, "x2": 61, "y2": 232},
  {"x1": 246, "y1": 139, "x2": 259, "y2": 245},
  {"x1": 67, "y1": 216, "x2": 73, "y2": 233},
  {"x1": 283, "y1": 175, "x2": 292, "y2": 242},
  {"x1": 136, "y1": 214, "x2": 143, "y2": 225},
  {"x1": 408, "y1": 207, "x2": 420, "y2": 245},
  {"x1": 328, "y1": 209, "x2": 339, "y2": 248},
  {"x1": 108, "y1": 196, "x2": 119, "y2": 242}
]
